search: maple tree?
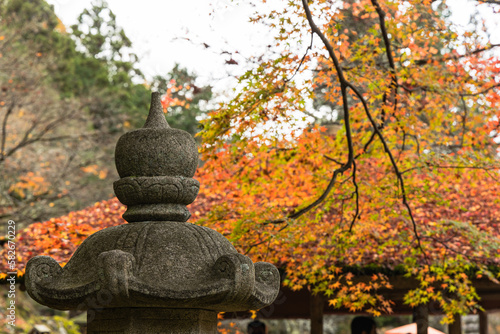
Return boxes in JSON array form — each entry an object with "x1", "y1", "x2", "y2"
[{"x1": 196, "y1": 0, "x2": 500, "y2": 322}]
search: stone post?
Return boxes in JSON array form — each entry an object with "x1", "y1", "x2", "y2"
[
  {"x1": 24, "y1": 93, "x2": 281, "y2": 333},
  {"x1": 449, "y1": 314, "x2": 462, "y2": 334},
  {"x1": 310, "y1": 294, "x2": 324, "y2": 334},
  {"x1": 479, "y1": 311, "x2": 488, "y2": 334},
  {"x1": 414, "y1": 303, "x2": 429, "y2": 334}
]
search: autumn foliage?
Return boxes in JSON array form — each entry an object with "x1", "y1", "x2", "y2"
[
  {"x1": 2, "y1": 166, "x2": 500, "y2": 320},
  {"x1": 196, "y1": 0, "x2": 500, "y2": 321},
  {"x1": 2, "y1": 0, "x2": 500, "y2": 324}
]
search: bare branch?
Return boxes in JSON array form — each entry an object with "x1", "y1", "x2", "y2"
[
  {"x1": 460, "y1": 83, "x2": 500, "y2": 97},
  {"x1": 349, "y1": 159, "x2": 360, "y2": 232},
  {"x1": 460, "y1": 96, "x2": 468, "y2": 149},
  {"x1": 371, "y1": 0, "x2": 398, "y2": 104},
  {"x1": 401, "y1": 164, "x2": 500, "y2": 175},
  {"x1": 0, "y1": 103, "x2": 15, "y2": 162},
  {"x1": 285, "y1": 32, "x2": 314, "y2": 84},
  {"x1": 324, "y1": 155, "x2": 343, "y2": 165},
  {"x1": 355, "y1": 131, "x2": 377, "y2": 159},
  {"x1": 476, "y1": 0, "x2": 500, "y2": 4},
  {"x1": 413, "y1": 44, "x2": 500, "y2": 65},
  {"x1": 3, "y1": 112, "x2": 73, "y2": 160}
]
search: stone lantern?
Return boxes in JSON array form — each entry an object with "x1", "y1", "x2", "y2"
[{"x1": 25, "y1": 93, "x2": 281, "y2": 333}]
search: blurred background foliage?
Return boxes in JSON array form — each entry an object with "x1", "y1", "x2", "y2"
[{"x1": 0, "y1": 0, "x2": 212, "y2": 230}]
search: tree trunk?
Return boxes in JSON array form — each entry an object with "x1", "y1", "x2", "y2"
[{"x1": 310, "y1": 293, "x2": 324, "y2": 334}]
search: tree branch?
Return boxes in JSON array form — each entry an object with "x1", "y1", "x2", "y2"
[
  {"x1": 460, "y1": 83, "x2": 500, "y2": 97},
  {"x1": 277, "y1": 0, "x2": 356, "y2": 222},
  {"x1": 413, "y1": 44, "x2": 500, "y2": 65},
  {"x1": 476, "y1": 0, "x2": 500, "y2": 4},
  {"x1": 265, "y1": 0, "x2": 357, "y2": 225},
  {"x1": 460, "y1": 96, "x2": 468, "y2": 149},
  {"x1": 308, "y1": 0, "x2": 425, "y2": 253},
  {"x1": 285, "y1": 32, "x2": 314, "y2": 83},
  {"x1": 349, "y1": 159, "x2": 360, "y2": 232},
  {"x1": 324, "y1": 154, "x2": 343, "y2": 165},
  {"x1": 0, "y1": 102, "x2": 15, "y2": 162},
  {"x1": 355, "y1": 0, "x2": 400, "y2": 158},
  {"x1": 401, "y1": 164, "x2": 500, "y2": 175},
  {"x1": 371, "y1": 0, "x2": 398, "y2": 102}
]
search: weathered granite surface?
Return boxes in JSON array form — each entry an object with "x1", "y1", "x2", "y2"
[
  {"x1": 114, "y1": 93, "x2": 198, "y2": 179},
  {"x1": 113, "y1": 93, "x2": 199, "y2": 222},
  {"x1": 25, "y1": 92, "x2": 281, "y2": 333},
  {"x1": 87, "y1": 308, "x2": 218, "y2": 334},
  {"x1": 25, "y1": 221, "x2": 280, "y2": 311}
]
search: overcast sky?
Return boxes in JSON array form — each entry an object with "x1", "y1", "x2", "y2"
[
  {"x1": 45, "y1": 0, "x2": 499, "y2": 89},
  {"x1": 45, "y1": 0, "x2": 273, "y2": 89}
]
